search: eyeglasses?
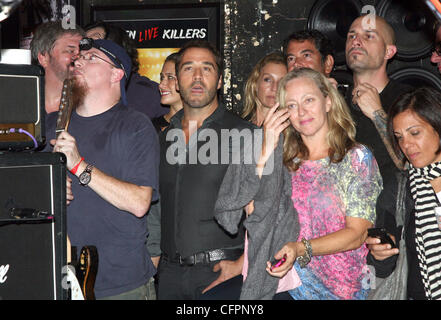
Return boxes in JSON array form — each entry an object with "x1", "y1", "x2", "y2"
[
  {"x1": 79, "y1": 37, "x2": 128, "y2": 79},
  {"x1": 433, "y1": 42, "x2": 441, "y2": 56},
  {"x1": 77, "y1": 52, "x2": 118, "y2": 69}
]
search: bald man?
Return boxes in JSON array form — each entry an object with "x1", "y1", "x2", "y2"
[{"x1": 345, "y1": 15, "x2": 412, "y2": 180}]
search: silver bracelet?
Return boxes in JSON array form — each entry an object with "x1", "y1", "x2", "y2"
[{"x1": 297, "y1": 238, "x2": 312, "y2": 268}]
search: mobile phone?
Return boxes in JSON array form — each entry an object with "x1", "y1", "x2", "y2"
[
  {"x1": 270, "y1": 255, "x2": 286, "y2": 271},
  {"x1": 367, "y1": 227, "x2": 396, "y2": 248}
]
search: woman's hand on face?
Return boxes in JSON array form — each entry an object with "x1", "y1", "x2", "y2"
[
  {"x1": 260, "y1": 103, "x2": 291, "y2": 162},
  {"x1": 365, "y1": 235, "x2": 399, "y2": 261}
]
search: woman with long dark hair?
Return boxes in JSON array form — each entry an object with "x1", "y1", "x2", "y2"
[
  {"x1": 152, "y1": 52, "x2": 183, "y2": 132},
  {"x1": 367, "y1": 87, "x2": 441, "y2": 300}
]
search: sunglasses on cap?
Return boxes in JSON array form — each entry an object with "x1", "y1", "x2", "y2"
[{"x1": 79, "y1": 37, "x2": 128, "y2": 79}]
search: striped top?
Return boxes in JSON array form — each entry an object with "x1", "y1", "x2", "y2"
[{"x1": 409, "y1": 163, "x2": 441, "y2": 300}]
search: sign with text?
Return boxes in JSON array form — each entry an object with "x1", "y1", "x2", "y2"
[
  {"x1": 87, "y1": 3, "x2": 220, "y2": 82},
  {"x1": 109, "y1": 18, "x2": 209, "y2": 48}
]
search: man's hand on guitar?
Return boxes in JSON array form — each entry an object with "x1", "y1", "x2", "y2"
[{"x1": 51, "y1": 131, "x2": 82, "y2": 172}]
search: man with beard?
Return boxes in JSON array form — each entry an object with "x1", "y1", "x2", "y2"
[
  {"x1": 30, "y1": 21, "x2": 85, "y2": 114},
  {"x1": 44, "y1": 38, "x2": 159, "y2": 300},
  {"x1": 157, "y1": 40, "x2": 253, "y2": 299},
  {"x1": 84, "y1": 21, "x2": 169, "y2": 120},
  {"x1": 345, "y1": 15, "x2": 412, "y2": 181}
]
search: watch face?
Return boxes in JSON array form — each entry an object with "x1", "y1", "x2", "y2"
[{"x1": 79, "y1": 171, "x2": 91, "y2": 185}]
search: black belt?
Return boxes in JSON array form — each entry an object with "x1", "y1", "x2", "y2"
[{"x1": 163, "y1": 248, "x2": 243, "y2": 266}]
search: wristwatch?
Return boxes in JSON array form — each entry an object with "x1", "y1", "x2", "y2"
[
  {"x1": 79, "y1": 164, "x2": 94, "y2": 186},
  {"x1": 297, "y1": 238, "x2": 312, "y2": 268}
]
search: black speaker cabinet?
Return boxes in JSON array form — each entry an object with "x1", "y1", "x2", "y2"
[
  {"x1": 308, "y1": 0, "x2": 365, "y2": 66},
  {"x1": 0, "y1": 152, "x2": 67, "y2": 300},
  {"x1": 378, "y1": 0, "x2": 441, "y2": 90},
  {"x1": 307, "y1": 0, "x2": 441, "y2": 90},
  {"x1": 390, "y1": 66, "x2": 441, "y2": 90},
  {"x1": 378, "y1": 0, "x2": 436, "y2": 61},
  {"x1": 0, "y1": 63, "x2": 45, "y2": 151}
]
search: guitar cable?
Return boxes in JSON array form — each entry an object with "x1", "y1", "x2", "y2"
[{"x1": 0, "y1": 127, "x2": 38, "y2": 149}]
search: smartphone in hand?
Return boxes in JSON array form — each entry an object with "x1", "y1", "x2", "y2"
[
  {"x1": 368, "y1": 227, "x2": 396, "y2": 248},
  {"x1": 270, "y1": 255, "x2": 287, "y2": 271}
]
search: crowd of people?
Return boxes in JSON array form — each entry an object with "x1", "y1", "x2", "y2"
[{"x1": 27, "y1": 13, "x2": 441, "y2": 300}]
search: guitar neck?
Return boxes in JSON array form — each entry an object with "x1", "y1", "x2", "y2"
[{"x1": 56, "y1": 78, "x2": 74, "y2": 137}]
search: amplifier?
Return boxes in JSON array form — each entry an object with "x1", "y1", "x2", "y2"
[
  {"x1": 0, "y1": 152, "x2": 67, "y2": 300},
  {"x1": 0, "y1": 63, "x2": 46, "y2": 151}
]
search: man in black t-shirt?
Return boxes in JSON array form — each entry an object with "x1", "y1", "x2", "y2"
[
  {"x1": 46, "y1": 39, "x2": 159, "y2": 299},
  {"x1": 345, "y1": 15, "x2": 412, "y2": 180}
]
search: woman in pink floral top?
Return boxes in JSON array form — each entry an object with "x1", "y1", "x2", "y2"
[{"x1": 260, "y1": 68, "x2": 382, "y2": 299}]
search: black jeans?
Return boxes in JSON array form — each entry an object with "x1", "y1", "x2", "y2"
[
  {"x1": 157, "y1": 257, "x2": 220, "y2": 300},
  {"x1": 200, "y1": 274, "x2": 294, "y2": 300},
  {"x1": 200, "y1": 275, "x2": 243, "y2": 300}
]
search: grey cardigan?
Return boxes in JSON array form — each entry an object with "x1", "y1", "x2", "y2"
[{"x1": 214, "y1": 138, "x2": 300, "y2": 300}]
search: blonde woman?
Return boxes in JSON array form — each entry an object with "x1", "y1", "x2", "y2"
[
  {"x1": 261, "y1": 68, "x2": 383, "y2": 299},
  {"x1": 242, "y1": 52, "x2": 287, "y2": 126}
]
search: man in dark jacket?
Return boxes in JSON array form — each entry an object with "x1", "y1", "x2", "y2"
[
  {"x1": 157, "y1": 40, "x2": 254, "y2": 299},
  {"x1": 345, "y1": 15, "x2": 412, "y2": 182}
]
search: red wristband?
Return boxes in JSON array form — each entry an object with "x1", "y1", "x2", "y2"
[{"x1": 70, "y1": 157, "x2": 84, "y2": 175}]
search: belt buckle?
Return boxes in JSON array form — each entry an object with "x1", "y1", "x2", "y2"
[
  {"x1": 179, "y1": 254, "x2": 195, "y2": 266},
  {"x1": 188, "y1": 254, "x2": 195, "y2": 266}
]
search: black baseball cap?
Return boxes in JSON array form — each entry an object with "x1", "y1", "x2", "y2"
[{"x1": 79, "y1": 37, "x2": 132, "y2": 105}]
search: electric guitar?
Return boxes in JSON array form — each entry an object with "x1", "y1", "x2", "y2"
[
  {"x1": 56, "y1": 76, "x2": 99, "y2": 300},
  {"x1": 70, "y1": 245, "x2": 99, "y2": 300},
  {"x1": 55, "y1": 78, "x2": 74, "y2": 138}
]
